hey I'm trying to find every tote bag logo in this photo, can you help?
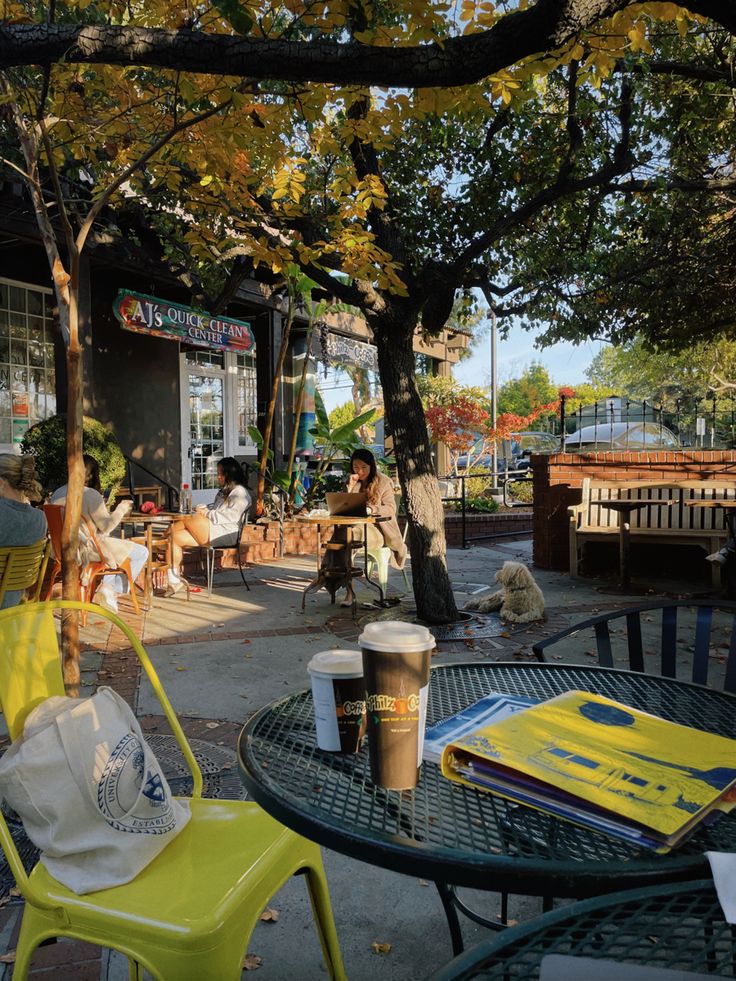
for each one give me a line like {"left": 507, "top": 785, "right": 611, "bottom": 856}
{"left": 98, "top": 733, "right": 176, "bottom": 834}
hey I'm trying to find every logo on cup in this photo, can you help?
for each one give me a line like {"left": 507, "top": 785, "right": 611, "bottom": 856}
{"left": 340, "top": 698, "right": 366, "bottom": 717}
{"left": 366, "top": 693, "right": 420, "bottom": 714}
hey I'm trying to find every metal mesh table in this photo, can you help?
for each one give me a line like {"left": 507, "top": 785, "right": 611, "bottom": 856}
{"left": 238, "top": 663, "right": 736, "bottom": 897}
{"left": 431, "top": 879, "right": 735, "bottom": 979}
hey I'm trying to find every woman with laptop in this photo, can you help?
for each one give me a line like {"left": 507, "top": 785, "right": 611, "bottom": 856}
{"left": 325, "top": 449, "right": 407, "bottom": 603}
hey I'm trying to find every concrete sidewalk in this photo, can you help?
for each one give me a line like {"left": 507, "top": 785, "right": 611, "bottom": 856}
{"left": 0, "top": 539, "right": 725, "bottom": 979}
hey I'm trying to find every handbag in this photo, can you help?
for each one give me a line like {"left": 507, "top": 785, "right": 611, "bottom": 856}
{"left": 0, "top": 687, "right": 190, "bottom": 894}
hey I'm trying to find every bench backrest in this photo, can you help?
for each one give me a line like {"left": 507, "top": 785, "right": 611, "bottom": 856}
{"left": 579, "top": 479, "right": 736, "bottom": 531}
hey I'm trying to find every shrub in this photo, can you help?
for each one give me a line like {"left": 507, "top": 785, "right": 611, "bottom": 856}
{"left": 21, "top": 415, "right": 126, "bottom": 499}
{"left": 507, "top": 479, "right": 534, "bottom": 504}
{"left": 466, "top": 496, "right": 500, "bottom": 513}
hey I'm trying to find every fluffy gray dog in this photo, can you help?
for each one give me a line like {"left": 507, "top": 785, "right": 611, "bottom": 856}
{"left": 464, "top": 560, "right": 545, "bottom": 623}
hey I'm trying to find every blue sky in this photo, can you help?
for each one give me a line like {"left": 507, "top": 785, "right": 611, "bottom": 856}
{"left": 318, "top": 322, "right": 605, "bottom": 413}
{"left": 454, "top": 321, "right": 605, "bottom": 391}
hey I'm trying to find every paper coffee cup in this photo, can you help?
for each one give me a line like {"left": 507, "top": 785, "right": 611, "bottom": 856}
{"left": 308, "top": 649, "right": 366, "bottom": 753}
{"left": 358, "top": 621, "right": 434, "bottom": 790}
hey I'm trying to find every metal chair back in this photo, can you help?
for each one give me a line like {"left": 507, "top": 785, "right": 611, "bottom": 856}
{"left": 0, "top": 538, "right": 51, "bottom": 608}
{"left": 532, "top": 599, "right": 736, "bottom": 693}
{"left": 203, "top": 506, "right": 251, "bottom": 595}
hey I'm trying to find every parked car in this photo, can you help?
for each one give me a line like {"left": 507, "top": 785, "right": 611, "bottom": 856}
{"left": 456, "top": 431, "right": 559, "bottom": 472}
{"left": 564, "top": 422, "right": 680, "bottom": 450}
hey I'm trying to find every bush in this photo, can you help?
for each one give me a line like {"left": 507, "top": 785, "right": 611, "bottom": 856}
{"left": 21, "top": 415, "right": 126, "bottom": 499}
{"left": 507, "top": 479, "right": 534, "bottom": 504}
{"left": 466, "top": 495, "right": 500, "bottom": 514}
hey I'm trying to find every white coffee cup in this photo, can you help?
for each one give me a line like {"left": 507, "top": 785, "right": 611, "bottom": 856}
{"left": 307, "top": 649, "right": 366, "bottom": 753}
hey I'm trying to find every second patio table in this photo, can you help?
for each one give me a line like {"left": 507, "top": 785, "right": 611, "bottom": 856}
{"left": 238, "top": 662, "right": 736, "bottom": 949}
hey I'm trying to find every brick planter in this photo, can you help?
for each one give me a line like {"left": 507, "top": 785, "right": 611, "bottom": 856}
{"left": 532, "top": 450, "right": 736, "bottom": 570}
{"left": 184, "top": 510, "right": 533, "bottom": 577}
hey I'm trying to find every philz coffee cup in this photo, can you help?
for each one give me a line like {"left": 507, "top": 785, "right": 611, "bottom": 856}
{"left": 358, "top": 621, "right": 434, "bottom": 790}
{"left": 308, "top": 650, "right": 366, "bottom": 753}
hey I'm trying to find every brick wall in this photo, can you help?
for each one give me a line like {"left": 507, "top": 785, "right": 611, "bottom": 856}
{"left": 192, "top": 511, "right": 533, "bottom": 576}
{"left": 532, "top": 450, "right": 736, "bottom": 570}
{"left": 443, "top": 511, "right": 532, "bottom": 548}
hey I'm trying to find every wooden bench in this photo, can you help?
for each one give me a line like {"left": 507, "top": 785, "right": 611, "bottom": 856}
{"left": 568, "top": 479, "right": 736, "bottom": 583}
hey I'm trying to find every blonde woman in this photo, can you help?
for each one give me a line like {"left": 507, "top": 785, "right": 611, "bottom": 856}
{"left": 0, "top": 453, "right": 47, "bottom": 609}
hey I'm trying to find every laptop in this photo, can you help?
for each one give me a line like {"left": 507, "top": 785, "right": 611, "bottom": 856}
{"left": 326, "top": 492, "right": 368, "bottom": 518}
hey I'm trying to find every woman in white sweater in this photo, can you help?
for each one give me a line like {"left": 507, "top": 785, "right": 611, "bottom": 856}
{"left": 168, "top": 457, "right": 251, "bottom": 595}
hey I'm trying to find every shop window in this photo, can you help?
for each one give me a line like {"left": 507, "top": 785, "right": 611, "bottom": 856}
{"left": 0, "top": 279, "right": 56, "bottom": 450}
{"left": 235, "top": 351, "right": 257, "bottom": 448}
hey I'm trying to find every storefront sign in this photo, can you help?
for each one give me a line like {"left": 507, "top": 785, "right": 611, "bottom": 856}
{"left": 113, "top": 290, "right": 254, "bottom": 352}
{"left": 318, "top": 326, "right": 378, "bottom": 372}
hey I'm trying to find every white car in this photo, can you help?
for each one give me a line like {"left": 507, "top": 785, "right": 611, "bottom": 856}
{"left": 564, "top": 422, "right": 680, "bottom": 450}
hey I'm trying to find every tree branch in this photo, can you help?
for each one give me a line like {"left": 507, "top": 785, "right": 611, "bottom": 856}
{"left": 0, "top": 1, "right": 666, "bottom": 87}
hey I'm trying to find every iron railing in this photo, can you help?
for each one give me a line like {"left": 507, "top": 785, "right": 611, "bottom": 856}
{"left": 438, "top": 469, "right": 533, "bottom": 549}
{"left": 122, "top": 456, "right": 179, "bottom": 511}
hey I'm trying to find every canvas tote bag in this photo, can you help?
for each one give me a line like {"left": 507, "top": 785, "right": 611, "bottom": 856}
{"left": 0, "top": 687, "right": 190, "bottom": 894}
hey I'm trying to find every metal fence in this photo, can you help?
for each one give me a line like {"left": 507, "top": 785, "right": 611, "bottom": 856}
{"left": 438, "top": 469, "right": 532, "bottom": 548}
{"left": 557, "top": 395, "right": 736, "bottom": 450}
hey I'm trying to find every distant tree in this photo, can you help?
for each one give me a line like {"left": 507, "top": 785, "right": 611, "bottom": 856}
{"left": 498, "top": 364, "right": 558, "bottom": 420}
{"left": 586, "top": 340, "right": 736, "bottom": 410}
{"left": 328, "top": 401, "right": 357, "bottom": 431}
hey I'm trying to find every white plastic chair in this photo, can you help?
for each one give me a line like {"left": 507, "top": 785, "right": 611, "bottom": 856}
{"left": 365, "top": 495, "right": 410, "bottom": 594}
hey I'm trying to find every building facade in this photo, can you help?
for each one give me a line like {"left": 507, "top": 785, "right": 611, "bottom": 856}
{"left": 0, "top": 187, "right": 468, "bottom": 497}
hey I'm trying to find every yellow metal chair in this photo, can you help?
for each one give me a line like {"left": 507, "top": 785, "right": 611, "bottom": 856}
{"left": 0, "top": 601, "right": 346, "bottom": 981}
{"left": 0, "top": 539, "right": 51, "bottom": 609}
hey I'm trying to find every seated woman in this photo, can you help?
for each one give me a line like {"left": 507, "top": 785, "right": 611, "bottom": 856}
{"left": 0, "top": 454, "right": 48, "bottom": 609}
{"left": 326, "top": 448, "right": 406, "bottom": 605}
{"left": 51, "top": 455, "right": 148, "bottom": 613}
{"left": 168, "top": 457, "right": 251, "bottom": 595}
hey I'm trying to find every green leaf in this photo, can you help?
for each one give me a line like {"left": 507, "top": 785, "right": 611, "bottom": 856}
{"left": 331, "top": 408, "right": 376, "bottom": 443}
{"left": 248, "top": 426, "right": 263, "bottom": 449}
{"left": 210, "top": 0, "right": 254, "bottom": 34}
{"left": 314, "top": 389, "right": 330, "bottom": 430}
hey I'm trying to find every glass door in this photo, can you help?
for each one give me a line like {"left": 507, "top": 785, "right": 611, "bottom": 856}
{"left": 180, "top": 351, "right": 225, "bottom": 506}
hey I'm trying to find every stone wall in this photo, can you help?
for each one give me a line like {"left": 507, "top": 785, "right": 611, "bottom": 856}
{"left": 532, "top": 450, "right": 736, "bottom": 570}
{"left": 443, "top": 511, "right": 532, "bottom": 548}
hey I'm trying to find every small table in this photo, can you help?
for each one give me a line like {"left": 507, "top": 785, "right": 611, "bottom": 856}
{"left": 297, "top": 514, "right": 388, "bottom": 614}
{"left": 592, "top": 499, "right": 674, "bottom": 586}
{"left": 238, "top": 663, "right": 736, "bottom": 953}
{"left": 120, "top": 512, "right": 178, "bottom": 606}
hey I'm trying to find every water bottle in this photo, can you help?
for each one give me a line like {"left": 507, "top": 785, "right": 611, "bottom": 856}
{"left": 180, "top": 482, "right": 192, "bottom": 514}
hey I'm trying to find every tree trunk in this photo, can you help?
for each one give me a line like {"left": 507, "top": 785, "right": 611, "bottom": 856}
{"left": 59, "top": 272, "right": 83, "bottom": 694}
{"left": 256, "top": 305, "right": 293, "bottom": 515}
{"left": 373, "top": 319, "right": 459, "bottom": 624}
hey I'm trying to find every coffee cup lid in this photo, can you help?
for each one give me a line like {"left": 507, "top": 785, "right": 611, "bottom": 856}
{"left": 358, "top": 620, "right": 435, "bottom": 653}
{"left": 307, "top": 649, "right": 364, "bottom": 677}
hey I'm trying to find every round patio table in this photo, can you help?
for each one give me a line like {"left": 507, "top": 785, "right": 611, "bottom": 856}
{"left": 431, "top": 878, "right": 733, "bottom": 980}
{"left": 238, "top": 663, "right": 736, "bottom": 898}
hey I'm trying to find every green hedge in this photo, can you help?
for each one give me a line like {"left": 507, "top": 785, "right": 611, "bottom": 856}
{"left": 21, "top": 415, "right": 126, "bottom": 500}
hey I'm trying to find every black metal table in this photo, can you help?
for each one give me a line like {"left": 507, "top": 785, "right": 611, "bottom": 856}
{"left": 238, "top": 663, "right": 736, "bottom": 947}
{"left": 431, "top": 878, "right": 735, "bottom": 979}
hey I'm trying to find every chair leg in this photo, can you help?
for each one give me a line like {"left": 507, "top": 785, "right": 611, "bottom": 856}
{"left": 206, "top": 548, "right": 214, "bottom": 596}
{"left": 303, "top": 861, "right": 347, "bottom": 980}
{"left": 238, "top": 548, "right": 251, "bottom": 591}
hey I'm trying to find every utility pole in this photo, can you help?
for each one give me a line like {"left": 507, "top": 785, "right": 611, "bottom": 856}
{"left": 490, "top": 307, "right": 498, "bottom": 492}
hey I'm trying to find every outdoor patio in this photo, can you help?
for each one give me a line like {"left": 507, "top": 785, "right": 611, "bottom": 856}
{"left": 0, "top": 538, "right": 729, "bottom": 980}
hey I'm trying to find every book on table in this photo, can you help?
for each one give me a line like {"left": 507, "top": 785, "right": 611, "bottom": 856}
{"left": 423, "top": 691, "right": 538, "bottom": 765}
{"left": 439, "top": 690, "right": 736, "bottom": 852}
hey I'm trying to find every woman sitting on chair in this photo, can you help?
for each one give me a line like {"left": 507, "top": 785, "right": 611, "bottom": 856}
{"left": 325, "top": 449, "right": 407, "bottom": 605}
{"left": 168, "top": 457, "right": 251, "bottom": 596}
{"left": 0, "top": 454, "right": 47, "bottom": 609}
{"left": 50, "top": 455, "right": 148, "bottom": 614}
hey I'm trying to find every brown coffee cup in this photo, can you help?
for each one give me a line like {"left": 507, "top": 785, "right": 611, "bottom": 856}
{"left": 308, "top": 650, "right": 366, "bottom": 753}
{"left": 359, "top": 622, "right": 434, "bottom": 790}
